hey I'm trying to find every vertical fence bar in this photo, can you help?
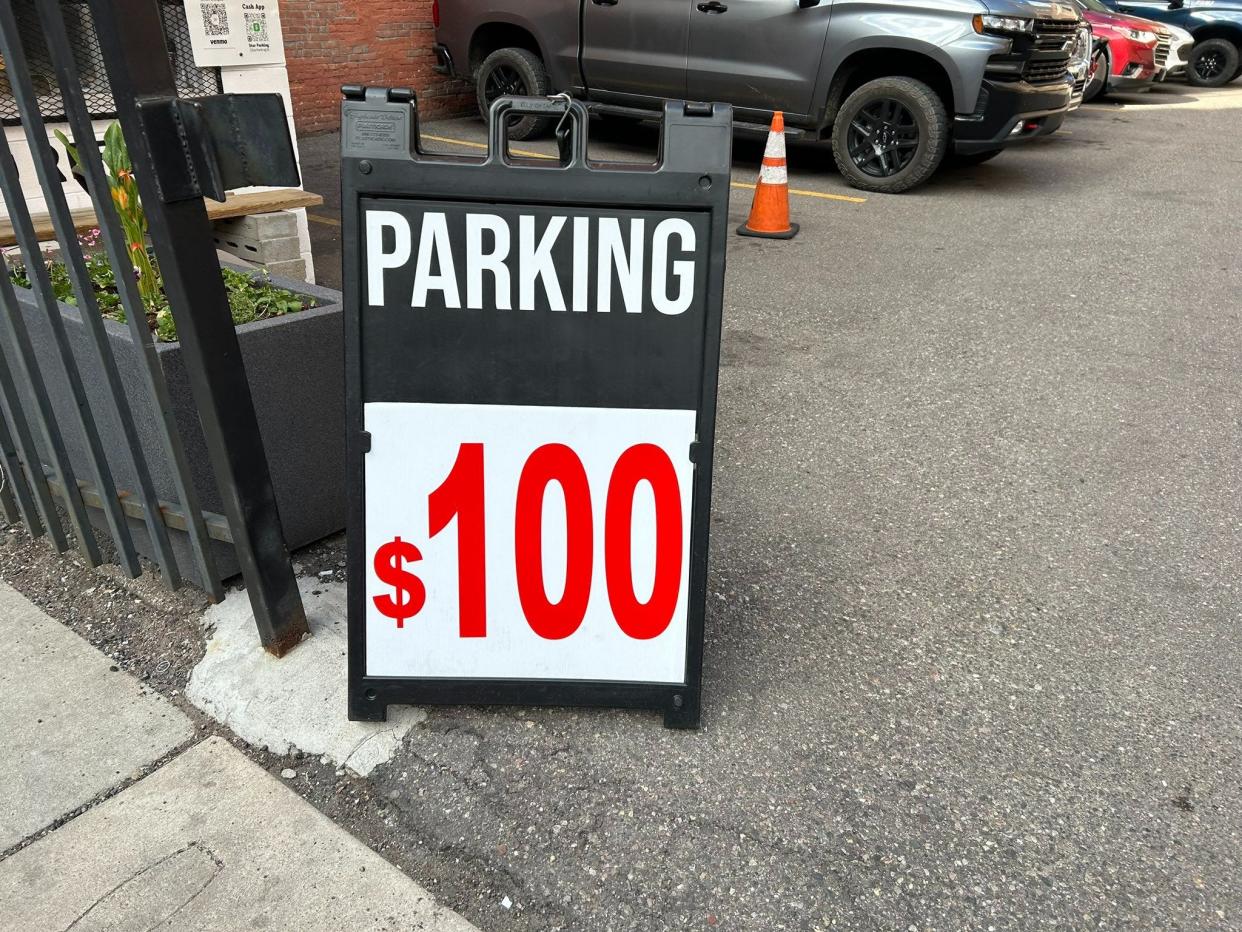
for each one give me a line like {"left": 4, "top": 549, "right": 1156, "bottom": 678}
{"left": 36, "top": 0, "right": 224, "bottom": 594}
{"left": 0, "top": 134, "right": 101, "bottom": 567}
{"left": 0, "top": 465, "right": 18, "bottom": 525}
{"left": 0, "top": 334, "right": 61, "bottom": 548}
{"left": 0, "top": 409, "right": 36, "bottom": 529}
{"left": 89, "top": 0, "right": 308, "bottom": 652}
{"left": 0, "top": 1, "right": 145, "bottom": 578}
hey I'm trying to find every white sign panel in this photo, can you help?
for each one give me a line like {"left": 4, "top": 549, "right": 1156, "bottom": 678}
{"left": 185, "top": 0, "right": 285, "bottom": 67}
{"left": 364, "top": 402, "right": 695, "bottom": 684}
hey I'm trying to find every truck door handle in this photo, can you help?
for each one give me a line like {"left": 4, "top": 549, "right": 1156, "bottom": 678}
{"left": 591, "top": 0, "right": 618, "bottom": 5}
{"left": 697, "top": 1, "right": 728, "bottom": 12}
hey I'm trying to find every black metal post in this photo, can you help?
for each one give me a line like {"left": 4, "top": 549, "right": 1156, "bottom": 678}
{"left": 88, "top": 0, "right": 308, "bottom": 652}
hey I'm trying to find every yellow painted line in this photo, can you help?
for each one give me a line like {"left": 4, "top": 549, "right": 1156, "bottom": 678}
{"left": 420, "top": 132, "right": 866, "bottom": 204}
{"left": 307, "top": 212, "right": 341, "bottom": 227}
{"left": 730, "top": 181, "right": 865, "bottom": 204}
{"left": 422, "top": 132, "right": 553, "bottom": 160}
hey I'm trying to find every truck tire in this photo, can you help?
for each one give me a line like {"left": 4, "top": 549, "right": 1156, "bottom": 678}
{"left": 830, "top": 77, "right": 949, "bottom": 194}
{"left": 1186, "top": 38, "right": 1239, "bottom": 87}
{"left": 476, "top": 48, "right": 554, "bottom": 140}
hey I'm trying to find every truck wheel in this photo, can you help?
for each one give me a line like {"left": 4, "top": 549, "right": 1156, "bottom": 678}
{"left": 1186, "top": 39, "right": 1239, "bottom": 87}
{"left": 830, "top": 77, "right": 948, "bottom": 194}
{"left": 476, "top": 48, "right": 553, "bottom": 140}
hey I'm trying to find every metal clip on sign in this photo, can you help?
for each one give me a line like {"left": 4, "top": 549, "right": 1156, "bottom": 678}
{"left": 341, "top": 87, "right": 732, "bottom": 728}
{"left": 548, "top": 91, "right": 575, "bottom": 163}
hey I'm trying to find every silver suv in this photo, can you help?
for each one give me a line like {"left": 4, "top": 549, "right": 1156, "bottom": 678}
{"left": 434, "top": 0, "right": 1084, "bottom": 193}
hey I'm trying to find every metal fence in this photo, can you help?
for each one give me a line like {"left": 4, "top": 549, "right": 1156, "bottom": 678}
{"left": 0, "top": 0, "right": 222, "bottom": 125}
{"left": 0, "top": 0, "right": 307, "bottom": 654}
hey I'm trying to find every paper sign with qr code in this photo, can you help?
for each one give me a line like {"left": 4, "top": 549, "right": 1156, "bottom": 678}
{"left": 185, "top": 0, "right": 285, "bottom": 67}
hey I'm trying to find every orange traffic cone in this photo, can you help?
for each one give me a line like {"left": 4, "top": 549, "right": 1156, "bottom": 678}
{"left": 737, "top": 111, "right": 798, "bottom": 240}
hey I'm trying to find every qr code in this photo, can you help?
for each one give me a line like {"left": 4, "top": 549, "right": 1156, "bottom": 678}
{"left": 200, "top": 2, "right": 229, "bottom": 36}
{"left": 244, "top": 10, "right": 269, "bottom": 42}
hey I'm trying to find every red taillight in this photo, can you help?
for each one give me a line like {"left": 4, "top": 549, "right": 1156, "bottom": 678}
{"left": 433, "top": 0, "right": 440, "bottom": 28}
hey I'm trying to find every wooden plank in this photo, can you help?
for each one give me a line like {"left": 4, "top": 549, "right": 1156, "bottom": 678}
{"left": 203, "top": 188, "right": 324, "bottom": 221}
{"left": 0, "top": 188, "right": 325, "bottom": 248}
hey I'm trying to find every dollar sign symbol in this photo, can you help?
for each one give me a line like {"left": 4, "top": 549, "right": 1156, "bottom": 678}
{"left": 372, "top": 536, "right": 426, "bottom": 628}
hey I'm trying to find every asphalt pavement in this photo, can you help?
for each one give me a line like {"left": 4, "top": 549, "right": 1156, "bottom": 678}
{"left": 293, "top": 84, "right": 1242, "bottom": 931}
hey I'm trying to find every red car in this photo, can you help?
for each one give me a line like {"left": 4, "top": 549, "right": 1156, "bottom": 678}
{"left": 1075, "top": 0, "right": 1165, "bottom": 99}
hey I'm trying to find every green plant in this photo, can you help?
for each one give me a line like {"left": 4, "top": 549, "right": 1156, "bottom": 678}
{"left": 56, "top": 122, "right": 160, "bottom": 312}
{"left": 7, "top": 250, "right": 313, "bottom": 343}
{"left": 29, "top": 121, "right": 314, "bottom": 342}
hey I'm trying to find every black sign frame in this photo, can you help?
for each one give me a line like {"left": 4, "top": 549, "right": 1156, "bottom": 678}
{"left": 342, "top": 88, "right": 731, "bottom": 728}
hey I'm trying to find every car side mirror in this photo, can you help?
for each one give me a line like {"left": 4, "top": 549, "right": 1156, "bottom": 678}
{"left": 1168, "top": 0, "right": 1183, "bottom": 7}
{"left": 798, "top": 0, "right": 822, "bottom": 8}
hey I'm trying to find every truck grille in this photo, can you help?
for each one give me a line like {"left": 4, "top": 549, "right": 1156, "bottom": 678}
{"left": 1024, "top": 58, "right": 1071, "bottom": 83}
{"left": 1154, "top": 35, "right": 1170, "bottom": 68}
{"left": 1033, "top": 18, "right": 1079, "bottom": 50}
{"left": 1024, "top": 18, "right": 1078, "bottom": 84}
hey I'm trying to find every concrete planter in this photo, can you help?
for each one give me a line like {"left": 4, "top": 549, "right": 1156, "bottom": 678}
{"left": 5, "top": 272, "right": 344, "bottom": 589}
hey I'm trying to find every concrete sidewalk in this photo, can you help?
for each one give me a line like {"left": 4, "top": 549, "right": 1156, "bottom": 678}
{"left": 0, "top": 581, "right": 192, "bottom": 850}
{"left": 0, "top": 582, "right": 477, "bottom": 931}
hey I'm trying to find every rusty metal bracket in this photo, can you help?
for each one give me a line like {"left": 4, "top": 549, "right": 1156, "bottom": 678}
{"left": 136, "top": 93, "right": 301, "bottom": 203}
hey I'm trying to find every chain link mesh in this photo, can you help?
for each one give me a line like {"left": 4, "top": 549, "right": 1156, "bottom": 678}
{"left": 0, "top": 0, "right": 223, "bottom": 125}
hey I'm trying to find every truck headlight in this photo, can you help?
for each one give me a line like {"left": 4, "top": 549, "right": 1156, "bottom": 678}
{"left": 973, "top": 14, "right": 1035, "bottom": 35}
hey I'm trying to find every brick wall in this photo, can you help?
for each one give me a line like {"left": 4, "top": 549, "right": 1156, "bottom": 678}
{"left": 281, "top": 0, "right": 473, "bottom": 136}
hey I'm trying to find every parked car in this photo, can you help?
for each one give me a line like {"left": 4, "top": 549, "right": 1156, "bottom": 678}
{"left": 1096, "top": 0, "right": 1242, "bottom": 86}
{"left": 1075, "top": 0, "right": 1163, "bottom": 99}
{"left": 433, "top": 0, "right": 1083, "bottom": 194}
{"left": 1155, "top": 24, "right": 1196, "bottom": 81}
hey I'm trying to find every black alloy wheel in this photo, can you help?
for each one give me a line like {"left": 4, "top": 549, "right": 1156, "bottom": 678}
{"left": 475, "top": 48, "right": 553, "bottom": 140}
{"left": 484, "top": 63, "right": 528, "bottom": 105}
{"left": 830, "top": 76, "right": 948, "bottom": 193}
{"left": 1195, "top": 49, "right": 1227, "bottom": 82}
{"left": 846, "top": 98, "right": 920, "bottom": 178}
{"left": 1186, "top": 38, "right": 1240, "bottom": 87}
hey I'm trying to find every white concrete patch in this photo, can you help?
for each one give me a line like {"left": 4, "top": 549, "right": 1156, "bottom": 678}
{"left": 0, "top": 737, "right": 478, "bottom": 931}
{"left": 0, "top": 582, "right": 193, "bottom": 850}
{"left": 186, "top": 580, "right": 425, "bottom": 776}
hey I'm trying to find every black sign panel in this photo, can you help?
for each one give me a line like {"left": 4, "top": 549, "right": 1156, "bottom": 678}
{"left": 343, "top": 90, "right": 731, "bottom": 728}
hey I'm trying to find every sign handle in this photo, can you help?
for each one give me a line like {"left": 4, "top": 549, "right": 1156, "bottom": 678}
{"left": 486, "top": 96, "right": 589, "bottom": 167}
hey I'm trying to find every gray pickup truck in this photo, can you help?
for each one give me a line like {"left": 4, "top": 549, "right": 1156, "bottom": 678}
{"left": 433, "top": 0, "right": 1084, "bottom": 193}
